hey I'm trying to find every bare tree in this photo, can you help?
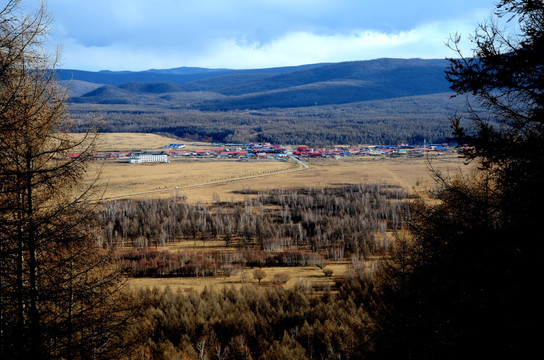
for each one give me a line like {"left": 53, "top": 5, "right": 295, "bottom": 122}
{"left": 253, "top": 269, "right": 266, "bottom": 284}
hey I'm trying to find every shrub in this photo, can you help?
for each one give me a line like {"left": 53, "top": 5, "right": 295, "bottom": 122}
{"left": 323, "top": 268, "right": 333, "bottom": 277}
{"left": 273, "top": 272, "right": 290, "bottom": 285}
{"left": 240, "top": 271, "right": 251, "bottom": 283}
{"left": 253, "top": 269, "right": 266, "bottom": 283}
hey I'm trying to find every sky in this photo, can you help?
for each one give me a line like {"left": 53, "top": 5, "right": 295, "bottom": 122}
{"left": 24, "top": 0, "right": 497, "bottom": 71}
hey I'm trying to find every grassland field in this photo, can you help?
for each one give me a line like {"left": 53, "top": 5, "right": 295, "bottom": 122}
{"left": 78, "top": 133, "right": 471, "bottom": 292}
{"left": 80, "top": 132, "right": 469, "bottom": 203}
{"left": 127, "top": 261, "right": 352, "bottom": 293}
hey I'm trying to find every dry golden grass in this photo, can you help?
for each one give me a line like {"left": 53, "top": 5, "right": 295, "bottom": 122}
{"left": 170, "top": 154, "right": 469, "bottom": 203}
{"left": 127, "top": 262, "right": 350, "bottom": 293}
{"left": 81, "top": 133, "right": 470, "bottom": 203}
{"left": 88, "top": 158, "right": 296, "bottom": 201}
{"left": 71, "top": 132, "right": 209, "bottom": 152}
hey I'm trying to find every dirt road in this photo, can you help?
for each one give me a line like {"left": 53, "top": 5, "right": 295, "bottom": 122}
{"left": 98, "top": 155, "right": 309, "bottom": 200}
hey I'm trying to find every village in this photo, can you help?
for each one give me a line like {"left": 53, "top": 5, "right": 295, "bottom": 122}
{"left": 74, "top": 141, "right": 459, "bottom": 163}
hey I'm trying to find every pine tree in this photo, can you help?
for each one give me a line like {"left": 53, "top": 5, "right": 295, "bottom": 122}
{"left": 1, "top": 1, "right": 135, "bottom": 358}
{"left": 372, "top": 1, "right": 544, "bottom": 358}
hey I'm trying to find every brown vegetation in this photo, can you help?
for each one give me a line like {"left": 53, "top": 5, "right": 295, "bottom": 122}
{"left": 123, "top": 276, "right": 375, "bottom": 360}
{"left": 1, "top": 2, "right": 134, "bottom": 359}
{"left": 100, "top": 184, "right": 409, "bottom": 261}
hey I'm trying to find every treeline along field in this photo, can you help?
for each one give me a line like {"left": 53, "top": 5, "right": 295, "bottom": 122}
{"left": 101, "top": 183, "right": 410, "bottom": 277}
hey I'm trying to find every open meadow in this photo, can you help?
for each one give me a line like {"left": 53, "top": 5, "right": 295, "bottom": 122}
{"left": 88, "top": 158, "right": 297, "bottom": 201}
{"left": 127, "top": 260, "right": 351, "bottom": 293}
{"left": 81, "top": 133, "right": 469, "bottom": 203}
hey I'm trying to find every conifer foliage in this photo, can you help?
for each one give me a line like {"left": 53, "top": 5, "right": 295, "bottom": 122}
{"left": 371, "top": 1, "right": 544, "bottom": 358}
{"left": 1, "top": 1, "right": 133, "bottom": 359}
{"left": 125, "top": 278, "right": 374, "bottom": 360}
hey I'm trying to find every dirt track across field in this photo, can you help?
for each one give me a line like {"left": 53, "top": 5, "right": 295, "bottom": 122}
{"left": 96, "top": 155, "right": 309, "bottom": 200}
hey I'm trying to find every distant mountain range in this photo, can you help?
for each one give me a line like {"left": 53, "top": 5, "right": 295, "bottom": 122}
{"left": 60, "top": 58, "right": 453, "bottom": 110}
{"left": 61, "top": 58, "right": 474, "bottom": 145}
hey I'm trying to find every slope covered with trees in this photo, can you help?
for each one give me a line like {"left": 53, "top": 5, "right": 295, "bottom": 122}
{"left": 67, "top": 92, "right": 469, "bottom": 145}
{"left": 123, "top": 280, "right": 375, "bottom": 360}
{"left": 63, "top": 59, "right": 464, "bottom": 145}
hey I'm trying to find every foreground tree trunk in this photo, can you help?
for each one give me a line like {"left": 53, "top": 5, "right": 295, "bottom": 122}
{"left": 1, "top": 1, "right": 137, "bottom": 359}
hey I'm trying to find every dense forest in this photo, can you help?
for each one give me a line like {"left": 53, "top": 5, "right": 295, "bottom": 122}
{"left": 124, "top": 278, "right": 376, "bottom": 360}
{"left": 68, "top": 92, "right": 470, "bottom": 146}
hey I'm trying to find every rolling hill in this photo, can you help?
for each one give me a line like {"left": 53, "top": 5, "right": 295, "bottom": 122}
{"left": 63, "top": 58, "right": 473, "bottom": 145}
{"left": 65, "top": 58, "right": 451, "bottom": 110}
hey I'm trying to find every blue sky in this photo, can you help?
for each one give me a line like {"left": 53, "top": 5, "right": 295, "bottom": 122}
{"left": 27, "top": 0, "right": 496, "bottom": 71}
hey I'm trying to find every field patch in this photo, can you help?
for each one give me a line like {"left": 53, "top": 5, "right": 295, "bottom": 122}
{"left": 126, "top": 261, "right": 350, "bottom": 293}
{"left": 80, "top": 132, "right": 469, "bottom": 203}
{"left": 167, "top": 155, "right": 468, "bottom": 203}
{"left": 87, "top": 158, "right": 296, "bottom": 200}
{"left": 71, "top": 132, "right": 209, "bottom": 152}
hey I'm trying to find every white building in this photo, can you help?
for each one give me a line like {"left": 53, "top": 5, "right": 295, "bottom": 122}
{"left": 129, "top": 152, "right": 169, "bottom": 163}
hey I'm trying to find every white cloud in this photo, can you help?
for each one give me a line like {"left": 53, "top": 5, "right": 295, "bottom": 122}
{"left": 37, "top": 0, "right": 495, "bottom": 70}
{"left": 161, "top": 19, "right": 483, "bottom": 70}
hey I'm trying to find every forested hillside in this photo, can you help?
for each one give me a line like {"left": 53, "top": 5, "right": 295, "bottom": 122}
{"left": 63, "top": 59, "right": 470, "bottom": 145}
{"left": 68, "top": 92, "right": 469, "bottom": 145}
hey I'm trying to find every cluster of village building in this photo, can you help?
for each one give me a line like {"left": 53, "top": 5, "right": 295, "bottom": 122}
{"left": 168, "top": 143, "right": 287, "bottom": 159}
{"left": 71, "top": 141, "right": 457, "bottom": 164}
